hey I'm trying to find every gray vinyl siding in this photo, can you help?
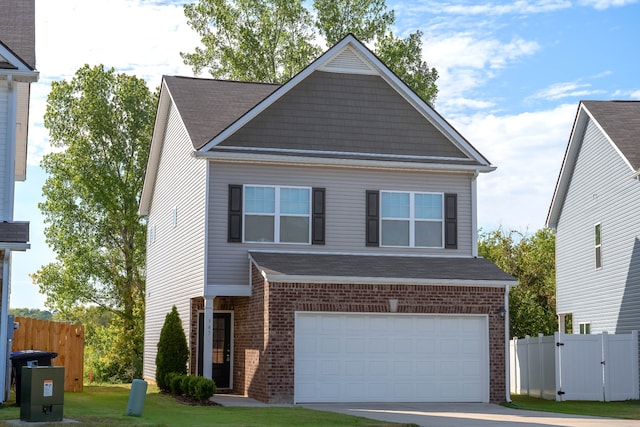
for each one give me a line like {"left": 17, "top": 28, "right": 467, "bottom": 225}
{"left": 0, "top": 84, "right": 8, "bottom": 218}
{"left": 143, "top": 101, "right": 207, "bottom": 381}
{"left": 206, "top": 162, "right": 473, "bottom": 289}
{"left": 556, "top": 117, "right": 640, "bottom": 334}
{"left": 218, "top": 71, "right": 467, "bottom": 159}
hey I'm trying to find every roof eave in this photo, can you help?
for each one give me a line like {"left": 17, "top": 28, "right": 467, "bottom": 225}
{"left": 193, "top": 150, "right": 496, "bottom": 173}
{"left": 259, "top": 273, "right": 517, "bottom": 287}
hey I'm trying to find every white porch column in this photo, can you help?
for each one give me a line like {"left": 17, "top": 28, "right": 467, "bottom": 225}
{"left": 202, "top": 296, "right": 214, "bottom": 379}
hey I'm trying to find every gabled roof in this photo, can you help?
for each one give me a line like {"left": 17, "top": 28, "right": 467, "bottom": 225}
{"left": 0, "top": 0, "right": 36, "bottom": 72}
{"left": 193, "top": 34, "right": 494, "bottom": 171}
{"left": 249, "top": 251, "right": 517, "bottom": 286}
{"left": 547, "top": 101, "right": 640, "bottom": 229}
{"left": 140, "top": 34, "right": 496, "bottom": 215}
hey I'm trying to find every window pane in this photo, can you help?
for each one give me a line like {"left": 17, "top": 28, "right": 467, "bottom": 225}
{"left": 415, "top": 194, "right": 442, "bottom": 220}
{"left": 245, "top": 215, "right": 274, "bottom": 242}
{"left": 382, "top": 193, "right": 409, "bottom": 218}
{"left": 595, "top": 224, "right": 601, "bottom": 245}
{"left": 381, "top": 220, "right": 409, "bottom": 246}
{"left": 245, "top": 187, "right": 275, "bottom": 214}
{"left": 280, "top": 188, "right": 310, "bottom": 215}
{"left": 280, "top": 216, "right": 309, "bottom": 243}
{"left": 415, "top": 221, "right": 443, "bottom": 247}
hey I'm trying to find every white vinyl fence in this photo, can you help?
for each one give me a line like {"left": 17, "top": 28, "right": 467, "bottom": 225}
{"left": 510, "top": 331, "right": 639, "bottom": 401}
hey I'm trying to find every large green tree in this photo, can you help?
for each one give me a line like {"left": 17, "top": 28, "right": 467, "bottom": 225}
{"left": 182, "top": 0, "right": 438, "bottom": 104}
{"left": 32, "top": 64, "right": 156, "bottom": 380}
{"left": 478, "top": 228, "right": 557, "bottom": 339}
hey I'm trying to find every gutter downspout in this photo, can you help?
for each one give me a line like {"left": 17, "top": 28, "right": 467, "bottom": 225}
{"left": 505, "top": 284, "right": 512, "bottom": 403}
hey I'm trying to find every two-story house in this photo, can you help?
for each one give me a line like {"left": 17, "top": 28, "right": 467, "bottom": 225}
{"left": 140, "top": 35, "right": 516, "bottom": 404}
{"left": 547, "top": 101, "right": 640, "bottom": 335}
{"left": 0, "top": 0, "right": 39, "bottom": 402}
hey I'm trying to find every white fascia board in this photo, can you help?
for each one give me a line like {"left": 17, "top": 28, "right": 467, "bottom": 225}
{"left": 259, "top": 273, "right": 517, "bottom": 287}
{"left": 196, "top": 35, "right": 493, "bottom": 169}
{"left": 139, "top": 79, "right": 172, "bottom": 216}
{"left": 0, "top": 242, "right": 30, "bottom": 251}
{"left": 193, "top": 150, "right": 496, "bottom": 173}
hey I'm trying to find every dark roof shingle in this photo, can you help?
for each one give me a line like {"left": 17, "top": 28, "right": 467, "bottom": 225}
{"left": 0, "top": 0, "right": 36, "bottom": 69}
{"left": 582, "top": 101, "right": 640, "bottom": 170}
{"left": 163, "top": 76, "right": 279, "bottom": 149}
{"left": 249, "top": 251, "right": 515, "bottom": 283}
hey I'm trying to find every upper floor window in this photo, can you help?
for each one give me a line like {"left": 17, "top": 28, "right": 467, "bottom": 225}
{"left": 380, "top": 191, "right": 443, "bottom": 248}
{"left": 244, "top": 185, "right": 311, "bottom": 243}
{"left": 595, "top": 223, "right": 602, "bottom": 269}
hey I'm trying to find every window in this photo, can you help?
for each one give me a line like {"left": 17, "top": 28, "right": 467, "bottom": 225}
{"left": 595, "top": 223, "right": 602, "bottom": 269}
{"left": 380, "top": 191, "right": 443, "bottom": 248}
{"left": 244, "top": 186, "right": 311, "bottom": 243}
{"left": 579, "top": 322, "right": 591, "bottom": 334}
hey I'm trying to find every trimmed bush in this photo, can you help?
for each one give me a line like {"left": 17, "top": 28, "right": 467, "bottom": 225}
{"left": 155, "top": 306, "right": 189, "bottom": 391}
{"left": 192, "top": 376, "right": 216, "bottom": 401}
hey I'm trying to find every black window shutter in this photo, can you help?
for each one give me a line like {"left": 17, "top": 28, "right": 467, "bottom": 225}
{"left": 228, "top": 185, "right": 242, "bottom": 243}
{"left": 312, "top": 188, "right": 325, "bottom": 245}
{"left": 366, "top": 190, "right": 379, "bottom": 247}
{"left": 444, "top": 193, "right": 457, "bottom": 249}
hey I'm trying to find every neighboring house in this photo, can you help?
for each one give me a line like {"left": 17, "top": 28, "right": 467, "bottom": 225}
{"left": 548, "top": 101, "right": 640, "bottom": 335}
{"left": 0, "top": 0, "right": 39, "bottom": 402}
{"left": 140, "top": 35, "right": 516, "bottom": 404}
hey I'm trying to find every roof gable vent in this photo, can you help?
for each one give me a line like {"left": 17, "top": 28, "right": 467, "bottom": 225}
{"left": 319, "top": 45, "right": 377, "bottom": 75}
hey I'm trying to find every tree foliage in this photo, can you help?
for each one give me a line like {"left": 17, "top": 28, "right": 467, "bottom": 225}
{"left": 182, "top": 0, "right": 438, "bottom": 104}
{"left": 156, "top": 306, "right": 189, "bottom": 391}
{"left": 32, "top": 65, "right": 156, "bottom": 380}
{"left": 9, "top": 308, "right": 53, "bottom": 320}
{"left": 478, "top": 228, "right": 557, "bottom": 339}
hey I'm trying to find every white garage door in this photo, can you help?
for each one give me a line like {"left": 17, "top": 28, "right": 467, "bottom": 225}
{"left": 294, "top": 312, "right": 489, "bottom": 403}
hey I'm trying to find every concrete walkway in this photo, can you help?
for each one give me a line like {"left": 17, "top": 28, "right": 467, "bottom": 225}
{"left": 212, "top": 395, "right": 640, "bottom": 427}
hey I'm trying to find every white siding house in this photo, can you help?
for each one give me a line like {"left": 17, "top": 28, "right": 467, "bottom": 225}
{"left": 0, "top": 0, "right": 39, "bottom": 402}
{"left": 548, "top": 101, "right": 640, "bottom": 334}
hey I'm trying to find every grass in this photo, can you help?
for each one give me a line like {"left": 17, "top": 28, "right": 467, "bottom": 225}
{"left": 505, "top": 395, "right": 640, "bottom": 419}
{"left": 0, "top": 384, "right": 407, "bottom": 426}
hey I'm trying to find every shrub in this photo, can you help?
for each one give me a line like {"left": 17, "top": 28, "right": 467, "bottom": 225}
{"left": 192, "top": 376, "right": 216, "bottom": 401}
{"left": 155, "top": 306, "right": 189, "bottom": 391}
{"left": 166, "top": 372, "right": 182, "bottom": 395}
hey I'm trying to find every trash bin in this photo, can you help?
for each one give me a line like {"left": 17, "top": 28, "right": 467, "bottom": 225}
{"left": 10, "top": 350, "right": 58, "bottom": 405}
{"left": 19, "top": 366, "right": 64, "bottom": 422}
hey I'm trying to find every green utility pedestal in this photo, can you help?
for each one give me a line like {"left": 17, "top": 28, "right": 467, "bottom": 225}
{"left": 20, "top": 366, "right": 64, "bottom": 422}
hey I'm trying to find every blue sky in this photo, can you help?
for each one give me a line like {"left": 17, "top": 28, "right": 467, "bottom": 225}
{"left": 11, "top": 0, "right": 640, "bottom": 309}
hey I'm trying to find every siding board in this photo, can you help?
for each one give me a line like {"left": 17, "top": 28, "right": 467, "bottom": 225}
{"left": 206, "top": 162, "right": 474, "bottom": 290}
{"left": 556, "top": 117, "right": 640, "bottom": 333}
{"left": 143, "top": 101, "right": 207, "bottom": 381}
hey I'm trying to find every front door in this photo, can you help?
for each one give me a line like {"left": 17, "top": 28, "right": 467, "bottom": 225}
{"left": 197, "top": 312, "right": 231, "bottom": 388}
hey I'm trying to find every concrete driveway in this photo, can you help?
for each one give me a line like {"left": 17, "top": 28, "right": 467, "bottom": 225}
{"left": 300, "top": 402, "right": 640, "bottom": 427}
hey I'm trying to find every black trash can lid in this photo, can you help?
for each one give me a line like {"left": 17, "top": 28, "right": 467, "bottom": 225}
{"left": 9, "top": 350, "right": 58, "bottom": 360}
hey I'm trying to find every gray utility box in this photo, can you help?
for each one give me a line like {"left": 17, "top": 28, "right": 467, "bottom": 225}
{"left": 20, "top": 366, "right": 64, "bottom": 422}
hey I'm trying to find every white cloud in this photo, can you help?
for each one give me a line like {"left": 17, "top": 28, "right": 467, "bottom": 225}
{"left": 578, "top": 0, "right": 639, "bottom": 9}
{"left": 423, "top": 33, "right": 539, "bottom": 112}
{"left": 529, "top": 81, "right": 608, "bottom": 100}
{"left": 29, "top": 0, "right": 200, "bottom": 164}
{"left": 399, "top": 0, "right": 571, "bottom": 17}
{"left": 450, "top": 103, "right": 577, "bottom": 230}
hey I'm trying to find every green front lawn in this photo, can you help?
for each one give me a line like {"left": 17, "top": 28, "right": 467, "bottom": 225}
{"left": 0, "top": 385, "right": 406, "bottom": 426}
{"left": 506, "top": 395, "right": 640, "bottom": 419}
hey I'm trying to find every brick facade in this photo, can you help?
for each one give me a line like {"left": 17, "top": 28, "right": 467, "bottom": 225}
{"left": 192, "top": 264, "right": 507, "bottom": 403}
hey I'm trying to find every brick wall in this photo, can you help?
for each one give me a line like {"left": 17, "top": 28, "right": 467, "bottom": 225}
{"left": 229, "top": 264, "right": 507, "bottom": 403}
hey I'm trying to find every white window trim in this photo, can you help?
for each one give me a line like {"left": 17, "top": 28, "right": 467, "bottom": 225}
{"left": 579, "top": 322, "right": 591, "bottom": 334}
{"left": 380, "top": 191, "right": 444, "bottom": 248}
{"left": 243, "top": 185, "right": 312, "bottom": 244}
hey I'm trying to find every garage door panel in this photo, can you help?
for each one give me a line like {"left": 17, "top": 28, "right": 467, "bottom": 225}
{"left": 295, "top": 313, "right": 488, "bottom": 403}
